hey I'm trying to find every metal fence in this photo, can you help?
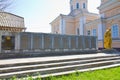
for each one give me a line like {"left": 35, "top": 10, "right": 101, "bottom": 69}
{"left": 19, "top": 32, "right": 97, "bottom": 52}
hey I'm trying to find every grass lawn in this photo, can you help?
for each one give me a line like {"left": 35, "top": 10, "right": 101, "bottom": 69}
{"left": 11, "top": 66, "right": 120, "bottom": 80}
{"left": 44, "top": 66, "right": 120, "bottom": 80}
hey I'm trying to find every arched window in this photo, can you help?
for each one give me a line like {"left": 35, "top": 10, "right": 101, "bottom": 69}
{"left": 76, "top": 3, "right": 79, "bottom": 9}
{"left": 111, "top": 24, "right": 119, "bottom": 38}
{"left": 83, "top": 3, "right": 86, "bottom": 9}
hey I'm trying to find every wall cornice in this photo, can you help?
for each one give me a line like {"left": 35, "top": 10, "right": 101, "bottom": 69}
{"left": 98, "top": 0, "right": 120, "bottom": 12}
{"left": 85, "top": 19, "right": 101, "bottom": 26}
{"left": 106, "top": 14, "right": 120, "bottom": 21}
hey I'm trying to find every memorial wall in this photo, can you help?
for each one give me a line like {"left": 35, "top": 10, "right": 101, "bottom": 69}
{"left": 18, "top": 32, "right": 97, "bottom": 52}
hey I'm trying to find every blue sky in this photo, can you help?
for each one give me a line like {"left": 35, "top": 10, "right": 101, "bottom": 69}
{"left": 8, "top": 0, "right": 101, "bottom": 33}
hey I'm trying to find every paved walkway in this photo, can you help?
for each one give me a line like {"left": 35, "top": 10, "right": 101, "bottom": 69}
{"left": 0, "top": 53, "right": 119, "bottom": 65}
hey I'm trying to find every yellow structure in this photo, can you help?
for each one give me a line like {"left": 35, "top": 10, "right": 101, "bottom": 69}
{"left": 50, "top": 0, "right": 99, "bottom": 35}
{"left": 51, "top": 0, "right": 120, "bottom": 51}
{"left": 104, "top": 28, "right": 112, "bottom": 49}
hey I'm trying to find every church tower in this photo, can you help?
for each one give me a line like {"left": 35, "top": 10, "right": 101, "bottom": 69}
{"left": 70, "top": 0, "right": 88, "bottom": 12}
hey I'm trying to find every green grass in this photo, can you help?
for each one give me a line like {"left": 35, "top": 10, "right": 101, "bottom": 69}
{"left": 49, "top": 66, "right": 120, "bottom": 80}
{"left": 10, "top": 66, "right": 120, "bottom": 80}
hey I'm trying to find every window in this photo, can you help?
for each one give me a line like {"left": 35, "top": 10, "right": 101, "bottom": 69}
{"left": 77, "top": 28, "right": 79, "bottom": 35}
{"left": 112, "top": 24, "right": 119, "bottom": 38}
{"left": 76, "top": 3, "right": 79, "bottom": 9}
{"left": 87, "top": 30, "right": 90, "bottom": 36}
{"left": 83, "top": 3, "right": 86, "bottom": 9}
{"left": 92, "top": 29, "right": 96, "bottom": 36}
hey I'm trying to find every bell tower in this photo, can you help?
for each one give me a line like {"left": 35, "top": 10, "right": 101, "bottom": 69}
{"left": 70, "top": 0, "right": 88, "bottom": 12}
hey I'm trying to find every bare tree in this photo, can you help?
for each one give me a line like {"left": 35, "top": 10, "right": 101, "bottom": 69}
{"left": 0, "top": 0, "right": 13, "bottom": 11}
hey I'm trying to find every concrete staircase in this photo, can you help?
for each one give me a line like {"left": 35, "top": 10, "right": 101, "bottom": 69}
{"left": 0, "top": 54, "right": 120, "bottom": 79}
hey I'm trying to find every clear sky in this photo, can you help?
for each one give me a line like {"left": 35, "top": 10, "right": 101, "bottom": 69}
{"left": 8, "top": 0, "right": 101, "bottom": 33}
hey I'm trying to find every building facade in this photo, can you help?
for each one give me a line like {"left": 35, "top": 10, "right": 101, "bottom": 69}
{"left": 98, "top": 0, "right": 120, "bottom": 50}
{"left": 0, "top": 11, "right": 26, "bottom": 52}
{"left": 51, "top": 0, "right": 120, "bottom": 50}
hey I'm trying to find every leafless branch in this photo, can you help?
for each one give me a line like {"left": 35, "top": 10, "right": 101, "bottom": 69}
{"left": 0, "top": 0, "right": 14, "bottom": 11}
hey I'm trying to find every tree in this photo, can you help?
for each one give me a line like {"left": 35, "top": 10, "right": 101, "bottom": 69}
{"left": 0, "top": 0, "right": 13, "bottom": 11}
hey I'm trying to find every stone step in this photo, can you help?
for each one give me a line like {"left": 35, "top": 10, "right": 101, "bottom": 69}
{"left": 0, "top": 56, "right": 120, "bottom": 74}
{"left": 0, "top": 55, "right": 118, "bottom": 68}
{"left": 31, "top": 60, "right": 120, "bottom": 75}
{"left": 39, "top": 63, "right": 120, "bottom": 78}
{"left": 0, "top": 59, "right": 119, "bottom": 79}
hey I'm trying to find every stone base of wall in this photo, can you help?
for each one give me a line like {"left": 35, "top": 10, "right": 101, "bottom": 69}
{"left": 112, "top": 48, "right": 120, "bottom": 52}
{"left": 98, "top": 48, "right": 120, "bottom": 52}
{"left": 0, "top": 50, "right": 97, "bottom": 59}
